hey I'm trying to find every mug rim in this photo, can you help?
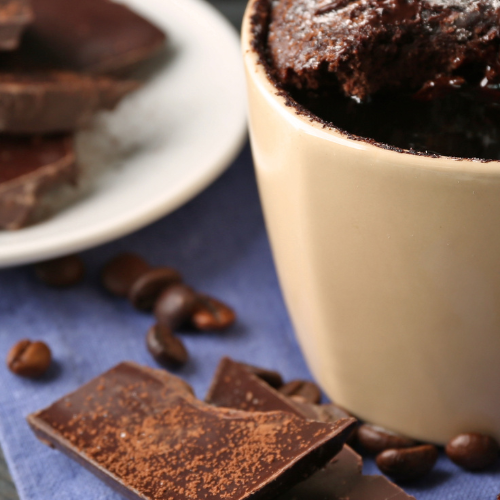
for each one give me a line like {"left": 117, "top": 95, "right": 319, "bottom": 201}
{"left": 242, "top": 0, "right": 500, "bottom": 173}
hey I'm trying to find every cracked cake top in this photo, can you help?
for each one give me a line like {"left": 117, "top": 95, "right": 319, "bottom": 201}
{"left": 268, "top": 0, "right": 500, "bottom": 100}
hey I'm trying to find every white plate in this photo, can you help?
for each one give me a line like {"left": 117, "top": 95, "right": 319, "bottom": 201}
{"left": 0, "top": 0, "right": 247, "bottom": 268}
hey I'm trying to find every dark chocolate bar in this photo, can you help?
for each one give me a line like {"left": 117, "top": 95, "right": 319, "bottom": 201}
{"left": 0, "top": 0, "right": 32, "bottom": 51}
{"left": 0, "top": 71, "right": 139, "bottom": 133}
{"left": 24, "top": 0, "right": 166, "bottom": 75}
{"left": 206, "top": 358, "right": 415, "bottom": 500}
{"left": 28, "top": 362, "right": 356, "bottom": 500}
{"left": 0, "top": 135, "right": 76, "bottom": 229}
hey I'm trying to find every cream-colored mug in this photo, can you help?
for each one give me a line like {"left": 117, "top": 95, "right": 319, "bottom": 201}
{"left": 243, "top": 0, "right": 500, "bottom": 444}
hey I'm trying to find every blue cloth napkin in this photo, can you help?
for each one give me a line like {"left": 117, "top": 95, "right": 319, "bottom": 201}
{"left": 0, "top": 144, "right": 499, "bottom": 500}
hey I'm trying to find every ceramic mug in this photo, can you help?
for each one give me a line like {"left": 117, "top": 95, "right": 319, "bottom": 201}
{"left": 243, "top": 0, "right": 500, "bottom": 444}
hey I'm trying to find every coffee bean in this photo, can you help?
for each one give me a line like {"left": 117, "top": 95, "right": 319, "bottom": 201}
{"left": 7, "top": 339, "right": 52, "bottom": 377}
{"left": 146, "top": 324, "right": 188, "bottom": 367}
{"left": 129, "top": 267, "right": 183, "bottom": 311}
{"left": 101, "top": 253, "right": 150, "bottom": 296}
{"left": 239, "top": 362, "right": 284, "bottom": 388}
{"left": 445, "top": 433, "right": 499, "bottom": 470}
{"left": 34, "top": 255, "right": 84, "bottom": 287}
{"left": 154, "top": 283, "right": 199, "bottom": 329}
{"left": 357, "top": 423, "right": 417, "bottom": 454}
{"left": 279, "top": 379, "right": 322, "bottom": 404}
{"left": 376, "top": 444, "right": 438, "bottom": 481}
{"left": 191, "top": 295, "right": 236, "bottom": 331}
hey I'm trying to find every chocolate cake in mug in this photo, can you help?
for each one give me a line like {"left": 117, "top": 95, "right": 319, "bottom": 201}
{"left": 266, "top": 0, "right": 500, "bottom": 159}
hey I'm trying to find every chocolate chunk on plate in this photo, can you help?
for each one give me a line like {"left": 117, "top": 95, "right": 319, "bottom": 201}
{"left": 25, "top": 0, "right": 166, "bottom": 75}
{"left": 0, "top": 71, "right": 139, "bottom": 133}
{"left": 0, "top": 0, "right": 33, "bottom": 51}
{"left": 0, "top": 135, "right": 76, "bottom": 230}
{"left": 27, "top": 362, "right": 356, "bottom": 500}
{"left": 206, "top": 358, "right": 415, "bottom": 500}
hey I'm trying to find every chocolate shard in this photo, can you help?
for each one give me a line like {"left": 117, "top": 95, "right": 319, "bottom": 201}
{"left": 205, "top": 356, "right": 306, "bottom": 416}
{"left": 0, "top": 71, "right": 139, "bottom": 134}
{"left": 0, "top": 135, "right": 76, "bottom": 230}
{"left": 0, "top": 0, "right": 33, "bottom": 51}
{"left": 27, "top": 362, "right": 356, "bottom": 500}
{"left": 278, "top": 459, "right": 414, "bottom": 500}
{"left": 294, "top": 401, "right": 353, "bottom": 423}
{"left": 206, "top": 358, "right": 415, "bottom": 500}
{"left": 238, "top": 361, "right": 284, "bottom": 388}
{"left": 24, "top": 0, "right": 166, "bottom": 75}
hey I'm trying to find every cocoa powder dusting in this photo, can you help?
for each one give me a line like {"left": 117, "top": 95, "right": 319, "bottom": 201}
{"left": 29, "top": 362, "right": 355, "bottom": 500}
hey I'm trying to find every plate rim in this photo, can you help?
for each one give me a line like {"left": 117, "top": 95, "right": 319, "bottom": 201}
{"left": 0, "top": 0, "right": 247, "bottom": 268}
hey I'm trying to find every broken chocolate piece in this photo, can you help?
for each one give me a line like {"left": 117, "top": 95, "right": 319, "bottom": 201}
{"left": 238, "top": 361, "right": 284, "bottom": 389}
{"left": 28, "top": 362, "right": 356, "bottom": 500}
{"left": 206, "top": 358, "right": 362, "bottom": 469}
{"left": 277, "top": 457, "right": 414, "bottom": 500}
{"left": 0, "top": 72, "right": 139, "bottom": 133}
{"left": 0, "top": 135, "right": 76, "bottom": 230}
{"left": 0, "top": 0, "right": 33, "bottom": 51}
{"left": 25, "top": 0, "right": 166, "bottom": 75}
{"left": 206, "top": 358, "right": 414, "bottom": 500}
{"left": 206, "top": 358, "right": 352, "bottom": 431}
{"left": 206, "top": 357, "right": 357, "bottom": 440}
{"left": 206, "top": 356, "right": 306, "bottom": 416}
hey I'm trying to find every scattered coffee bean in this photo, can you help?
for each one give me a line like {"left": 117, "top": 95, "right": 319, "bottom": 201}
{"left": 279, "top": 379, "right": 322, "bottom": 404}
{"left": 101, "top": 253, "right": 150, "bottom": 296}
{"left": 191, "top": 294, "right": 236, "bottom": 331}
{"left": 154, "top": 283, "right": 199, "bottom": 329}
{"left": 445, "top": 433, "right": 499, "bottom": 470}
{"left": 357, "top": 423, "right": 418, "bottom": 454}
{"left": 7, "top": 339, "right": 52, "bottom": 377}
{"left": 376, "top": 444, "right": 438, "bottom": 481}
{"left": 128, "top": 267, "right": 183, "bottom": 311}
{"left": 34, "top": 255, "right": 84, "bottom": 287}
{"left": 239, "top": 362, "right": 284, "bottom": 388}
{"left": 146, "top": 324, "right": 188, "bottom": 367}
